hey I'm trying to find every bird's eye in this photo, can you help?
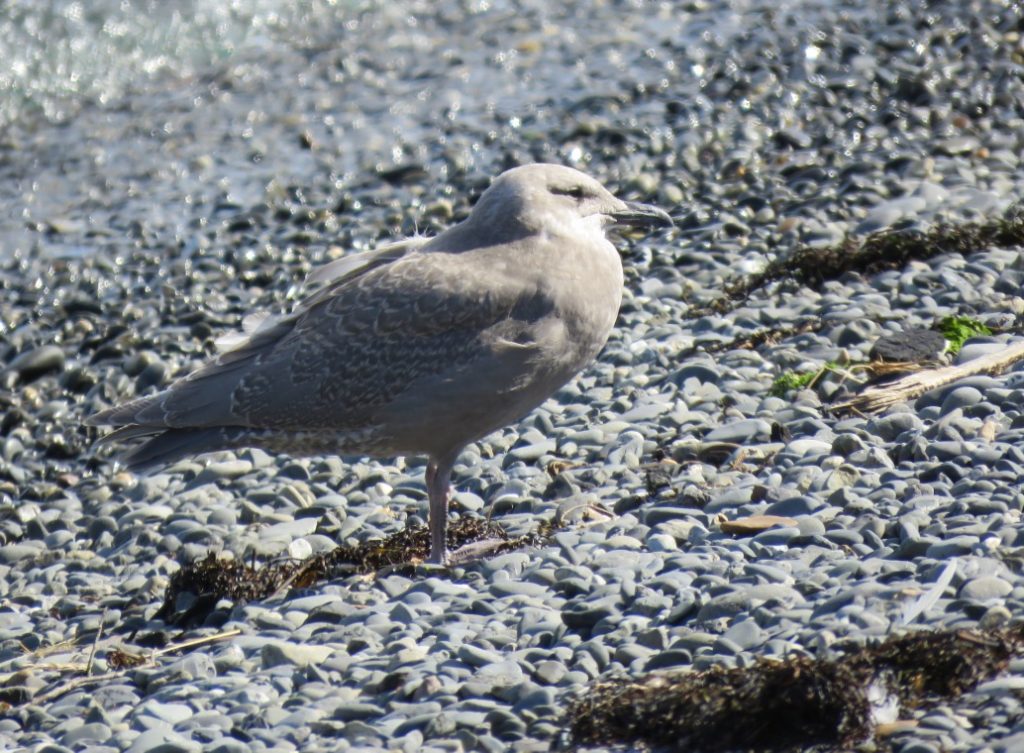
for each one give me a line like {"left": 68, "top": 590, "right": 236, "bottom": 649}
{"left": 551, "top": 185, "right": 587, "bottom": 200}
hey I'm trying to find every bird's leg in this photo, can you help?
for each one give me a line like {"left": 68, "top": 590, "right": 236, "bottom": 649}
{"left": 425, "top": 455, "right": 454, "bottom": 565}
{"left": 424, "top": 454, "right": 511, "bottom": 566}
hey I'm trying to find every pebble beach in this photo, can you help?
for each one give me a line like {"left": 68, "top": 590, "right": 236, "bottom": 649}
{"left": 2, "top": 1, "right": 1024, "bottom": 751}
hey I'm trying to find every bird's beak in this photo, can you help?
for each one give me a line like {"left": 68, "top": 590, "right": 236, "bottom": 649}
{"left": 609, "top": 201, "right": 674, "bottom": 228}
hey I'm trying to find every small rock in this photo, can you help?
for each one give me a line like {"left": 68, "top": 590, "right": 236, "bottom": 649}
{"left": 935, "top": 136, "right": 979, "bottom": 155}
{"left": 869, "top": 329, "right": 947, "bottom": 362}
{"left": 534, "top": 660, "right": 566, "bottom": 685}
{"left": 959, "top": 576, "right": 1012, "bottom": 601}
{"left": 941, "top": 386, "right": 983, "bottom": 413}
{"left": 261, "top": 642, "right": 334, "bottom": 668}
{"left": 510, "top": 439, "right": 556, "bottom": 461}
{"left": 704, "top": 418, "right": 771, "bottom": 444}
{"left": 720, "top": 515, "right": 798, "bottom": 535}
{"left": 127, "top": 728, "right": 200, "bottom": 753}
{"left": 6, "top": 345, "right": 65, "bottom": 381}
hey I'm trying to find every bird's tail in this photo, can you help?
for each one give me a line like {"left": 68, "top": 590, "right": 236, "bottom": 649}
{"left": 103, "top": 426, "right": 242, "bottom": 473}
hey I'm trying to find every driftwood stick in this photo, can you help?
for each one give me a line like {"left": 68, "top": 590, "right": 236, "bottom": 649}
{"left": 833, "top": 340, "right": 1024, "bottom": 414}
{"left": 28, "top": 628, "right": 242, "bottom": 706}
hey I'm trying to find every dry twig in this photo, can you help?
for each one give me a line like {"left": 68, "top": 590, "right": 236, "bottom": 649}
{"left": 27, "top": 628, "right": 242, "bottom": 706}
{"left": 833, "top": 341, "right": 1024, "bottom": 414}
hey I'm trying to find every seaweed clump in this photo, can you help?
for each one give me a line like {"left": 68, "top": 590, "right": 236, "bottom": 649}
{"left": 938, "top": 315, "right": 992, "bottom": 355}
{"left": 157, "top": 518, "right": 545, "bottom": 626}
{"left": 700, "top": 213, "right": 1024, "bottom": 316}
{"left": 567, "top": 626, "right": 1023, "bottom": 752}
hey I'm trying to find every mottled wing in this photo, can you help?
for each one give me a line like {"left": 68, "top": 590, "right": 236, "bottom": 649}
{"left": 90, "top": 249, "right": 533, "bottom": 435}
{"left": 90, "top": 239, "right": 427, "bottom": 428}
{"left": 301, "top": 237, "right": 426, "bottom": 293}
{"left": 212, "top": 239, "right": 425, "bottom": 354}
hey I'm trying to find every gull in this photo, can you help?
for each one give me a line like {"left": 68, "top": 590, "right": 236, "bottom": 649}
{"left": 87, "top": 163, "right": 673, "bottom": 564}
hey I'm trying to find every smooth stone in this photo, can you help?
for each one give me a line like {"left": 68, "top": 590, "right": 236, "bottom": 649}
{"left": 510, "top": 439, "right": 555, "bottom": 461}
{"left": 464, "top": 660, "right": 524, "bottom": 692}
{"left": 703, "top": 418, "right": 771, "bottom": 444}
{"left": 722, "top": 620, "right": 763, "bottom": 650}
{"left": 646, "top": 533, "right": 678, "bottom": 552}
{"left": 831, "top": 434, "right": 866, "bottom": 456}
{"left": 207, "top": 740, "right": 253, "bottom": 753}
{"left": 140, "top": 702, "right": 193, "bottom": 725}
{"left": 941, "top": 386, "right": 983, "bottom": 413}
{"left": 6, "top": 345, "right": 65, "bottom": 378}
{"left": 673, "top": 363, "right": 720, "bottom": 384}
{"left": 258, "top": 518, "right": 318, "bottom": 541}
{"left": 333, "top": 702, "right": 386, "bottom": 721}
{"left": 926, "top": 536, "right": 979, "bottom": 558}
{"left": 869, "top": 329, "right": 946, "bottom": 362}
{"left": 720, "top": 515, "right": 797, "bottom": 535}
{"left": 561, "top": 596, "right": 621, "bottom": 630}
{"left": 751, "top": 527, "right": 801, "bottom": 546}
{"left": 957, "top": 342, "right": 1010, "bottom": 362}
{"left": 767, "top": 496, "right": 824, "bottom": 516}
{"left": 975, "top": 677, "right": 1024, "bottom": 695}
{"left": 824, "top": 465, "right": 860, "bottom": 490}
{"left": 785, "top": 438, "right": 832, "bottom": 456}
{"left": 0, "top": 544, "right": 43, "bottom": 564}
{"left": 960, "top": 576, "right": 1013, "bottom": 601}
{"left": 867, "top": 412, "right": 923, "bottom": 441}
{"left": 288, "top": 538, "right": 313, "bottom": 559}
{"left": 261, "top": 642, "right": 334, "bottom": 668}
{"left": 899, "top": 743, "right": 939, "bottom": 753}
{"left": 534, "top": 660, "right": 567, "bottom": 685}
{"left": 797, "top": 517, "right": 827, "bottom": 536}
{"left": 452, "top": 492, "right": 485, "bottom": 511}
{"left": 197, "top": 460, "right": 253, "bottom": 480}
{"left": 61, "top": 723, "right": 113, "bottom": 746}
{"left": 644, "top": 650, "right": 693, "bottom": 671}
{"left": 127, "top": 729, "right": 200, "bottom": 753}
{"left": 458, "top": 644, "right": 503, "bottom": 667}
{"left": 936, "top": 136, "right": 979, "bottom": 155}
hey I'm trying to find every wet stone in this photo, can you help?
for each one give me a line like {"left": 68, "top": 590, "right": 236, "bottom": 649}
{"left": 6, "top": 345, "right": 66, "bottom": 380}
{"left": 941, "top": 386, "right": 983, "bottom": 413}
{"left": 869, "top": 329, "right": 947, "bottom": 362}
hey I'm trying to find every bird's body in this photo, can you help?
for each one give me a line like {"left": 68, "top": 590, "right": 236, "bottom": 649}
{"left": 88, "top": 164, "right": 672, "bottom": 563}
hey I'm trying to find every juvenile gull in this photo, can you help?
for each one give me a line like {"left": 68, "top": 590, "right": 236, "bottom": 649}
{"left": 88, "top": 164, "right": 672, "bottom": 564}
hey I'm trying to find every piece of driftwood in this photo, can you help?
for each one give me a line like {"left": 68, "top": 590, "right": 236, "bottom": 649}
{"left": 27, "top": 628, "right": 242, "bottom": 706}
{"left": 834, "top": 340, "right": 1024, "bottom": 414}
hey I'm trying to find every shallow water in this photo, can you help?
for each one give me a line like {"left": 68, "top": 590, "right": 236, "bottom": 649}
{"left": 0, "top": 0, "right": 360, "bottom": 129}
{"left": 0, "top": 0, "right": 711, "bottom": 262}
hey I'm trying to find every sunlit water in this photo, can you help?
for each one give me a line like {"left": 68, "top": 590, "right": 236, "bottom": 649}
{"left": 0, "top": 0, "right": 722, "bottom": 261}
{"left": 0, "top": 0, "right": 359, "bottom": 129}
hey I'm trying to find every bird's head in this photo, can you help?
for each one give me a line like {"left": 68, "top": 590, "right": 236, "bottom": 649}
{"left": 468, "top": 164, "right": 673, "bottom": 240}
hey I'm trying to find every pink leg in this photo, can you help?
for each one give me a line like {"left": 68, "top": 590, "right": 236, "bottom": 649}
{"left": 426, "top": 455, "right": 454, "bottom": 564}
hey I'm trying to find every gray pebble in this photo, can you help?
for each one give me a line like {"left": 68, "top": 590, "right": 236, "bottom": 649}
{"left": 261, "top": 642, "right": 334, "bottom": 669}
{"left": 960, "top": 576, "right": 1013, "bottom": 601}
{"left": 126, "top": 729, "right": 201, "bottom": 753}
{"left": 704, "top": 418, "right": 772, "bottom": 444}
{"left": 6, "top": 345, "right": 65, "bottom": 380}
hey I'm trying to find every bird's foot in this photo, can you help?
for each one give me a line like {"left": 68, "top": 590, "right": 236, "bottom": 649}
{"left": 443, "top": 537, "right": 511, "bottom": 566}
{"left": 405, "top": 560, "right": 451, "bottom": 577}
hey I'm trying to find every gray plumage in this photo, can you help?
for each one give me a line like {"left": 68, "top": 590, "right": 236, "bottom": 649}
{"left": 88, "top": 163, "right": 672, "bottom": 563}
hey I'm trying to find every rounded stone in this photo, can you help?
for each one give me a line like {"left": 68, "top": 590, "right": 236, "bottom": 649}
{"left": 869, "top": 329, "right": 946, "bottom": 362}
{"left": 960, "top": 576, "right": 1013, "bottom": 601}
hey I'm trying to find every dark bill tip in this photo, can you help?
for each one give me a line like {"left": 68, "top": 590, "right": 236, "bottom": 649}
{"left": 610, "top": 201, "right": 674, "bottom": 229}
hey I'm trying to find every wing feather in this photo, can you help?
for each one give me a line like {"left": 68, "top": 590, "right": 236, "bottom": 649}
{"left": 90, "top": 241, "right": 539, "bottom": 436}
